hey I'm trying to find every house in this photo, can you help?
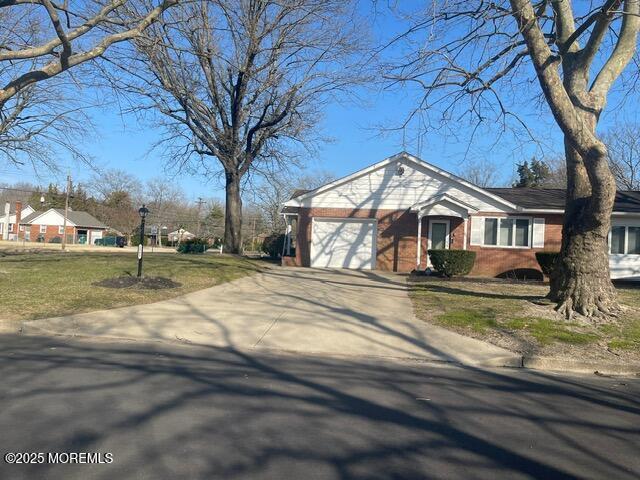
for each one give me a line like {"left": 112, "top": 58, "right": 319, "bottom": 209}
{"left": 1, "top": 201, "right": 35, "bottom": 241}
{"left": 281, "top": 152, "right": 640, "bottom": 280}
{"left": 1, "top": 201, "right": 108, "bottom": 244}
{"left": 168, "top": 229, "right": 195, "bottom": 244}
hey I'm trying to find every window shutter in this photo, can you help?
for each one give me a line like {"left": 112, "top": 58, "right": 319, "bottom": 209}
{"left": 470, "top": 216, "right": 483, "bottom": 246}
{"left": 532, "top": 218, "right": 545, "bottom": 248}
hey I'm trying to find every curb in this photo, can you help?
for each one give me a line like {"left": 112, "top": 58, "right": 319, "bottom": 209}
{"left": 18, "top": 322, "right": 640, "bottom": 377}
{"left": 522, "top": 355, "right": 640, "bottom": 376}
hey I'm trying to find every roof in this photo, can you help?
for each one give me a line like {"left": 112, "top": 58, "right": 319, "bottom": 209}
{"left": 53, "top": 209, "right": 107, "bottom": 228}
{"left": 284, "top": 151, "right": 519, "bottom": 211}
{"left": 20, "top": 210, "right": 43, "bottom": 223}
{"left": 485, "top": 188, "right": 566, "bottom": 210}
{"left": 487, "top": 188, "right": 640, "bottom": 213}
{"left": 20, "top": 208, "right": 107, "bottom": 228}
{"left": 289, "top": 189, "right": 310, "bottom": 200}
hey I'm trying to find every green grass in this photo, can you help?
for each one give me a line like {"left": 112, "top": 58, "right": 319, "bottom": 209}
{"left": 437, "top": 308, "right": 498, "bottom": 333}
{"left": 410, "top": 279, "right": 640, "bottom": 351}
{"left": 0, "top": 251, "right": 264, "bottom": 322}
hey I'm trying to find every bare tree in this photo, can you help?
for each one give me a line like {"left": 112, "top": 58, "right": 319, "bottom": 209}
{"left": 248, "top": 169, "right": 335, "bottom": 233}
{"left": 88, "top": 168, "right": 143, "bottom": 203}
{"left": 110, "top": 0, "right": 366, "bottom": 253}
{"left": 0, "top": 0, "right": 177, "bottom": 167}
{"left": 603, "top": 123, "right": 640, "bottom": 190}
{"left": 457, "top": 159, "right": 503, "bottom": 187}
{"left": 386, "top": 1, "right": 640, "bottom": 318}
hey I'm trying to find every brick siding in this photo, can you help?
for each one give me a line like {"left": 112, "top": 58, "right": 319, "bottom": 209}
{"left": 291, "top": 207, "right": 564, "bottom": 277}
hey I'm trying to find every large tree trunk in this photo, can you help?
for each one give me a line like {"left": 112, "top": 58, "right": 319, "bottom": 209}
{"left": 549, "top": 117, "right": 618, "bottom": 318}
{"left": 224, "top": 170, "right": 243, "bottom": 253}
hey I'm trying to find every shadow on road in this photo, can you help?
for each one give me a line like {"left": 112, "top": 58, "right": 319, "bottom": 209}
{"left": 0, "top": 334, "right": 638, "bottom": 479}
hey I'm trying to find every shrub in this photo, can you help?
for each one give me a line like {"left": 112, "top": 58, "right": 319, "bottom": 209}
{"left": 131, "top": 235, "right": 148, "bottom": 247}
{"left": 535, "top": 251, "right": 560, "bottom": 276}
{"left": 427, "top": 249, "right": 476, "bottom": 277}
{"left": 177, "top": 237, "right": 209, "bottom": 254}
{"left": 261, "top": 233, "right": 286, "bottom": 258}
{"left": 49, "top": 236, "right": 62, "bottom": 244}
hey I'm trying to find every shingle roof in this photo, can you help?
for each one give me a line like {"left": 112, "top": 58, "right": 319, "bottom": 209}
{"left": 486, "top": 188, "right": 640, "bottom": 213}
{"left": 53, "top": 209, "right": 107, "bottom": 228}
{"left": 20, "top": 208, "right": 107, "bottom": 228}
{"left": 20, "top": 211, "right": 43, "bottom": 223}
{"left": 289, "top": 189, "right": 311, "bottom": 200}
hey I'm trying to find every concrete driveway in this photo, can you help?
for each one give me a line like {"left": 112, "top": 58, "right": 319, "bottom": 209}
{"left": 22, "top": 267, "right": 518, "bottom": 366}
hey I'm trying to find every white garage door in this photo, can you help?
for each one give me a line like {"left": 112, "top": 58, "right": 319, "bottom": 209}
{"left": 311, "top": 218, "right": 376, "bottom": 269}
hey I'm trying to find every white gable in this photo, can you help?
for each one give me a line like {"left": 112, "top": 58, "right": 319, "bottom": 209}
{"left": 288, "top": 153, "right": 514, "bottom": 213}
{"left": 22, "top": 205, "right": 34, "bottom": 217}
{"left": 27, "top": 209, "right": 76, "bottom": 227}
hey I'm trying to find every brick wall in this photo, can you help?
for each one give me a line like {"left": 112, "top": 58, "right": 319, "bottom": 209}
{"left": 466, "top": 214, "right": 563, "bottom": 277}
{"left": 291, "top": 208, "right": 565, "bottom": 277}
{"left": 22, "top": 225, "right": 75, "bottom": 244}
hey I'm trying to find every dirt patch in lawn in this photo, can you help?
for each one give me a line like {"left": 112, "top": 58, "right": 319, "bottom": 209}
{"left": 408, "top": 275, "right": 640, "bottom": 366}
{"left": 93, "top": 276, "right": 182, "bottom": 290}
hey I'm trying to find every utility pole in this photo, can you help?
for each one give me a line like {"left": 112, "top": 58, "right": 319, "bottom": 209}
{"left": 195, "top": 197, "right": 205, "bottom": 237}
{"left": 61, "top": 174, "right": 71, "bottom": 251}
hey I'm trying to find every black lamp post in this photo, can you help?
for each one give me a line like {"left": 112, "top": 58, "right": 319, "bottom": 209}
{"left": 137, "top": 205, "right": 149, "bottom": 278}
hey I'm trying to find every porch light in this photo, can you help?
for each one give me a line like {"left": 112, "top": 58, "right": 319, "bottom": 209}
{"left": 138, "top": 205, "right": 149, "bottom": 218}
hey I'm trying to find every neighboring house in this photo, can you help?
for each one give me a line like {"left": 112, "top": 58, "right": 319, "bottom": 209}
{"left": 6, "top": 201, "right": 109, "bottom": 244}
{"left": 281, "top": 152, "right": 640, "bottom": 280}
{"left": 168, "top": 229, "right": 195, "bottom": 243}
{"left": 1, "top": 202, "right": 35, "bottom": 241}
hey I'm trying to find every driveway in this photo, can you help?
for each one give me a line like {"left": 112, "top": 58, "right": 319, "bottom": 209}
{"left": 22, "top": 267, "right": 518, "bottom": 366}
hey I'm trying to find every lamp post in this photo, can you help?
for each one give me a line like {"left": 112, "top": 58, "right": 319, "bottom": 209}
{"left": 137, "top": 205, "right": 149, "bottom": 278}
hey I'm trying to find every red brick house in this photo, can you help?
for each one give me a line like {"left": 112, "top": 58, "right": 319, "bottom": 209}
{"left": 281, "top": 152, "right": 640, "bottom": 280}
{"left": 1, "top": 201, "right": 108, "bottom": 244}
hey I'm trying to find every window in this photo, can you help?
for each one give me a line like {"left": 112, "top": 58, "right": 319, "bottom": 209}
{"left": 610, "top": 226, "right": 626, "bottom": 254}
{"left": 58, "top": 225, "right": 64, "bottom": 235}
{"left": 499, "top": 218, "right": 513, "bottom": 246}
{"left": 484, "top": 217, "right": 530, "bottom": 247}
{"left": 484, "top": 218, "right": 498, "bottom": 245}
{"left": 8, "top": 223, "right": 13, "bottom": 232}
{"left": 629, "top": 227, "right": 640, "bottom": 255}
{"left": 39, "top": 225, "right": 46, "bottom": 234}
{"left": 610, "top": 225, "right": 640, "bottom": 255}
{"left": 515, "top": 219, "right": 530, "bottom": 247}
{"left": 19, "top": 225, "right": 24, "bottom": 232}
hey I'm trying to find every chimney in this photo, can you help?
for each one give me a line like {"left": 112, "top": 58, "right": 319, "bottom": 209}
{"left": 15, "top": 201, "right": 22, "bottom": 235}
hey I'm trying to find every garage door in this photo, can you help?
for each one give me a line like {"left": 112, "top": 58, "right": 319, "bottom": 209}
{"left": 311, "top": 218, "right": 376, "bottom": 269}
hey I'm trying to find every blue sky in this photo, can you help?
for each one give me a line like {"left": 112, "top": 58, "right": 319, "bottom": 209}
{"left": 3, "top": 3, "right": 636, "bottom": 201}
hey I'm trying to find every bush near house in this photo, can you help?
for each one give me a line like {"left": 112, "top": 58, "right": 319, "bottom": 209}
{"left": 177, "top": 237, "right": 209, "bottom": 254}
{"left": 49, "top": 236, "right": 62, "bottom": 244}
{"left": 262, "top": 233, "right": 286, "bottom": 258}
{"left": 428, "top": 249, "right": 476, "bottom": 277}
{"left": 536, "top": 251, "right": 560, "bottom": 276}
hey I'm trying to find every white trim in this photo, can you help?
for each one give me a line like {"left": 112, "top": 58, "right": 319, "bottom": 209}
{"left": 416, "top": 214, "right": 423, "bottom": 270}
{"left": 283, "top": 152, "right": 519, "bottom": 210}
{"left": 410, "top": 194, "right": 479, "bottom": 215}
{"left": 463, "top": 217, "right": 468, "bottom": 250}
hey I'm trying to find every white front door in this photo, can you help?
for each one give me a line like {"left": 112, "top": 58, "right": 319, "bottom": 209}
{"left": 311, "top": 218, "right": 376, "bottom": 269}
{"left": 428, "top": 219, "right": 450, "bottom": 250}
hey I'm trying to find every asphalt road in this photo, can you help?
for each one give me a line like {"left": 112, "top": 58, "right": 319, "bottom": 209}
{"left": 0, "top": 334, "right": 638, "bottom": 480}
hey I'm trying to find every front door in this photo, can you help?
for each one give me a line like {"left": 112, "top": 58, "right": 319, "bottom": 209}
{"left": 428, "top": 220, "right": 450, "bottom": 250}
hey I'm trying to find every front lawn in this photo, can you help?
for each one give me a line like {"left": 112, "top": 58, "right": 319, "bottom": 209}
{"left": 409, "top": 277, "right": 640, "bottom": 363}
{"left": 0, "top": 250, "right": 264, "bottom": 324}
